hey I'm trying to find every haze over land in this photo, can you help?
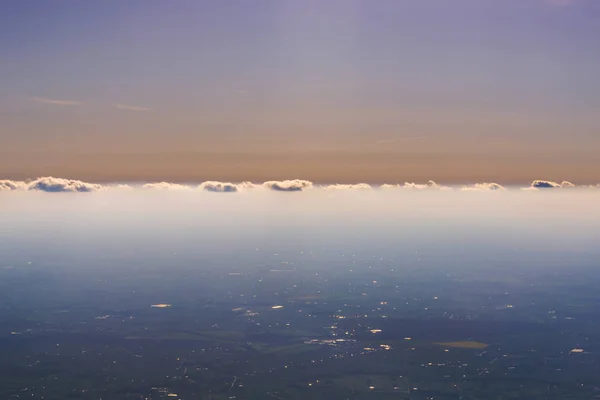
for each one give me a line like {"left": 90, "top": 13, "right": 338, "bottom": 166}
{"left": 2, "top": 186, "right": 600, "bottom": 399}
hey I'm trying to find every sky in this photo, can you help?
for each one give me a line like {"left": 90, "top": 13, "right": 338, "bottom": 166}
{"left": 1, "top": 0, "right": 599, "bottom": 184}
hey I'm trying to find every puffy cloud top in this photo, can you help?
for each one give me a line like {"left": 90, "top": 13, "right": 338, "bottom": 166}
{"left": 263, "top": 179, "right": 313, "bottom": 191}
{"left": 112, "top": 184, "right": 134, "bottom": 190}
{"left": 0, "top": 180, "right": 28, "bottom": 191}
{"left": 531, "top": 180, "right": 562, "bottom": 189}
{"left": 0, "top": 177, "right": 597, "bottom": 193}
{"left": 28, "top": 177, "right": 102, "bottom": 192}
{"left": 530, "top": 180, "right": 576, "bottom": 189}
{"left": 403, "top": 181, "right": 450, "bottom": 190}
{"left": 199, "top": 181, "right": 241, "bottom": 192}
{"left": 380, "top": 183, "right": 400, "bottom": 189}
{"left": 380, "top": 181, "right": 449, "bottom": 190}
{"left": 322, "top": 183, "right": 372, "bottom": 190}
{"left": 461, "top": 183, "right": 506, "bottom": 192}
{"left": 142, "top": 182, "right": 192, "bottom": 190}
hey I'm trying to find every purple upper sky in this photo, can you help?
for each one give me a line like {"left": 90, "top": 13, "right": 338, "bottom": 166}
{"left": 1, "top": 0, "right": 599, "bottom": 183}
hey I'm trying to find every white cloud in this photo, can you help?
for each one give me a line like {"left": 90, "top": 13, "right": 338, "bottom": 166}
{"left": 1, "top": 177, "right": 596, "bottom": 194}
{"left": 461, "top": 183, "right": 506, "bottom": 192}
{"left": 380, "top": 181, "right": 452, "bottom": 190}
{"left": 322, "top": 183, "right": 372, "bottom": 190}
{"left": 198, "top": 181, "right": 258, "bottom": 192}
{"left": 142, "top": 182, "right": 193, "bottom": 190}
{"left": 110, "top": 184, "right": 134, "bottom": 190}
{"left": 27, "top": 177, "right": 102, "bottom": 192}
{"left": 263, "top": 179, "right": 313, "bottom": 192}
{"left": 532, "top": 180, "right": 561, "bottom": 188}
{"left": 0, "top": 180, "right": 28, "bottom": 191}
{"left": 31, "top": 97, "right": 81, "bottom": 106}
{"left": 529, "top": 180, "right": 575, "bottom": 190}
{"left": 115, "top": 103, "right": 150, "bottom": 112}
{"left": 402, "top": 181, "right": 451, "bottom": 190}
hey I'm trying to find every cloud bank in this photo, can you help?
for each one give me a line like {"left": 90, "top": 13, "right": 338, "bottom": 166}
{"left": 142, "top": 182, "right": 192, "bottom": 191}
{"left": 263, "top": 180, "right": 313, "bottom": 192}
{"left": 381, "top": 181, "right": 451, "bottom": 190}
{"left": 323, "top": 183, "right": 372, "bottom": 190}
{"left": 0, "top": 180, "right": 28, "bottom": 191}
{"left": 461, "top": 183, "right": 506, "bottom": 192}
{"left": 27, "top": 177, "right": 103, "bottom": 192}
{"left": 198, "top": 181, "right": 258, "bottom": 192}
{"left": 528, "top": 180, "right": 576, "bottom": 190}
{"left": 404, "top": 180, "right": 450, "bottom": 190}
{"left": 0, "top": 177, "right": 597, "bottom": 193}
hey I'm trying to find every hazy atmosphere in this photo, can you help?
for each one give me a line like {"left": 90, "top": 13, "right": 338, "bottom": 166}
{"left": 2, "top": 188, "right": 600, "bottom": 399}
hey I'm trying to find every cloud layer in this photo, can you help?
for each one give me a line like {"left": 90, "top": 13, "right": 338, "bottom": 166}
{"left": 0, "top": 177, "right": 597, "bottom": 193}
{"left": 26, "top": 177, "right": 102, "bottom": 192}
{"left": 31, "top": 97, "right": 81, "bottom": 106}
{"left": 198, "top": 181, "right": 257, "bottom": 192}
{"left": 528, "top": 180, "right": 576, "bottom": 190}
{"left": 461, "top": 183, "right": 506, "bottom": 192}
{"left": 263, "top": 179, "right": 313, "bottom": 192}
{"left": 30, "top": 97, "right": 151, "bottom": 111}
{"left": 381, "top": 181, "right": 451, "bottom": 190}
{"left": 0, "top": 180, "right": 28, "bottom": 191}
{"left": 142, "top": 182, "right": 192, "bottom": 191}
{"left": 322, "top": 183, "right": 372, "bottom": 190}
